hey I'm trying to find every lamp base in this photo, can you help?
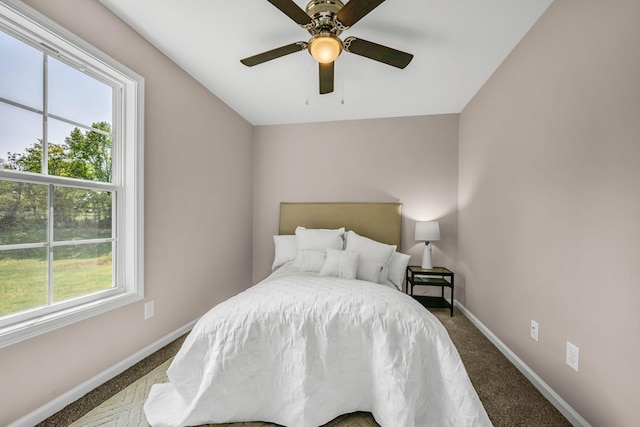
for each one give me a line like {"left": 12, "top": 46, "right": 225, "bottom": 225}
{"left": 421, "top": 242, "right": 433, "bottom": 269}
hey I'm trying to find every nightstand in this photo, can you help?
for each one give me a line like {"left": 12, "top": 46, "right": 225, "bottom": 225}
{"left": 406, "top": 266, "right": 454, "bottom": 316}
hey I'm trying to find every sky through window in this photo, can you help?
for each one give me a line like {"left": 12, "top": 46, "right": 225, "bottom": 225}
{"left": 0, "top": 29, "right": 112, "bottom": 159}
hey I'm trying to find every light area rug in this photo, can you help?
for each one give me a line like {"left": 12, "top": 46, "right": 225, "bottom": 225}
{"left": 70, "top": 357, "right": 379, "bottom": 427}
{"left": 70, "top": 358, "right": 173, "bottom": 427}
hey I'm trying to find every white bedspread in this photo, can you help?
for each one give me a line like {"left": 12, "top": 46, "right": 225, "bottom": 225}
{"left": 144, "top": 264, "right": 492, "bottom": 427}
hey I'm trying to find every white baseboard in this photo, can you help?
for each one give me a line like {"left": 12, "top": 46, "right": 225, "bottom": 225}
{"left": 454, "top": 300, "right": 591, "bottom": 427}
{"left": 8, "top": 320, "right": 197, "bottom": 427}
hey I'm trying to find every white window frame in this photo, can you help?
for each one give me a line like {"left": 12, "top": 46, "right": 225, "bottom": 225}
{"left": 0, "top": 0, "right": 144, "bottom": 348}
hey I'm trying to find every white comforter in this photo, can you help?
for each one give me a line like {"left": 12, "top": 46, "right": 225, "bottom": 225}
{"left": 144, "top": 264, "right": 492, "bottom": 427}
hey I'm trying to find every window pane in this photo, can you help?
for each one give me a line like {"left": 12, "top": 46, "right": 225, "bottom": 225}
{"left": 48, "top": 56, "right": 112, "bottom": 127}
{"left": 53, "top": 187, "right": 112, "bottom": 241}
{"left": 0, "top": 248, "right": 48, "bottom": 317}
{"left": 0, "top": 102, "right": 43, "bottom": 172}
{"left": 53, "top": 242, "right": 113, "bottom": 303}
{"left": 46, "top": 117, "right": 76, "bottom": 177}
{"left": 0, "top": 180, "right": 48, "bottom": 245}
{"left": 48, "top": 118, "right": 112, "bottom": 182}
{"left": 0, "top": 30, "right": 43, "bottom": 110}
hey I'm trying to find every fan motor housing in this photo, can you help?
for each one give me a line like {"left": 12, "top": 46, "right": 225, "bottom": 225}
{"left": 306, "top": 0, "right": 344, "bottom": 36}
{"left": 306, "top": 0, "right": 343, "bottom": 17}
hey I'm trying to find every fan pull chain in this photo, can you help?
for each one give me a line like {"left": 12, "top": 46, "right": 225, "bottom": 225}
{"left": 340, "top": 59, "right": 345, "bottom": 105}
{"left": 305, "top": 60, "right": 311, "bottom": 106}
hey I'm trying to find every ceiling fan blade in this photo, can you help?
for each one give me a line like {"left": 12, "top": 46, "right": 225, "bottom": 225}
{"left": 343, "top": 37, "right": 413, "bottom": 69}
{"left": 241, "top": 42, "right": 307, "bottom": 67}
{"left": 336, "top": 0, "right": 386, "bottom": 28}
{"left": 319, "top": 62, "right": 334, "bottom": 94}
{"left": 267, "top": 0, "right": 313, "bottom": 27}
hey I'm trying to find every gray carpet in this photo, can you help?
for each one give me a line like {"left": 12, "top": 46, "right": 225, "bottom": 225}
{"left": 38, "top": 307, "right": 571, "bottom": 426}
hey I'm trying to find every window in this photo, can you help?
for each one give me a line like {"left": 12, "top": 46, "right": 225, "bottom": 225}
{"left": 0, "top": 1, "right": 144, "bottom": 348}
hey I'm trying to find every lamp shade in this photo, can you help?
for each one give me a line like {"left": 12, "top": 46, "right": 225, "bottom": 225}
{"left": 308, "top": 35, "right": 342, "bottom": 63}
{"left": 415, "top": 221, "right": 441, "bottom": 242}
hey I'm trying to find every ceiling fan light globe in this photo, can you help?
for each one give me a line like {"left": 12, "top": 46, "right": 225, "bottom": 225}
{"left": 309, "top": 36, "right": 342, "bottom": 63}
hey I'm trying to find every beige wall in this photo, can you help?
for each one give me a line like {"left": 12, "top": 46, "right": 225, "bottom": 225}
{"left": 252, "top": 115, "right": 459, "bottom": 284}
{"left": 4, "top": 0, "right": 638, "bottom": 425}
{"left": 1, "top": 1, "right": 254, "bottom": 425}
{"left": 458, "top": 1, "right": 640, "bottom": 426}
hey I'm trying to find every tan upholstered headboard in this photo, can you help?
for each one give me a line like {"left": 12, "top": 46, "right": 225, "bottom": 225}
{"left": 279, "top": 202, "right": 402, "bottom": 248}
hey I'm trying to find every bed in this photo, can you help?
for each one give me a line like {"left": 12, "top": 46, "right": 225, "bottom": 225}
{"left": 144, "top": 203, "right": 491, "bottom": 427}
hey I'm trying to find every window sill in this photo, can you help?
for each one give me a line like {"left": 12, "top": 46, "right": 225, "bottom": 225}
{"left": 0, "top": 291, "right": 143, "bottom": 349}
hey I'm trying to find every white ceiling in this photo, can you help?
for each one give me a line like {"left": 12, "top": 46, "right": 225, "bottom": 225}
{"left": 99, "top": 0, "right": 553, "bottom": 126}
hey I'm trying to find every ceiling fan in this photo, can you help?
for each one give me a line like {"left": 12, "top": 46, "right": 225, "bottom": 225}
{"left": 240, "top": 0, "right": 413, "bottom": 95}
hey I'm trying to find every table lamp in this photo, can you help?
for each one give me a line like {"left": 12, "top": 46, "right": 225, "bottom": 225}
{"left": 414, "top": 221, "right": 440, "bottom": 269}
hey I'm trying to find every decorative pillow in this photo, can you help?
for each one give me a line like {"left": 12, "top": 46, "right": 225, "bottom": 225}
{"left": 293, "top": 249, "right": 327, "bottom": 273}
{"left": 356, "top": 259, "right": 386, "bottom": 284}
{"left": 320, "top": 249, "right": 359, "bottom": 279}
{"left": 344, "top": 230, "right": 396, "bottom": 283}
{"left": 386, "top": 251, "right": 411, "bottom": 289}
{"left": 295, "top": 226, "right": 345, "bottom": 251}
{"left": 272, "top": 235, "right": 297, "bottom": 271}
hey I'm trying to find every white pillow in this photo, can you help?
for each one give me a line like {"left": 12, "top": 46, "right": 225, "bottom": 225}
{"left": 356, "top": 259, "right": 386, "bottom": 284}
{"left": 386, "top": 251, "right": 411, "bottom": 289}
{"left": 344, "top": 230, "right": 396, "bottom": 283}
{"left": 320, "top": 249, "right": 359, "bottom": 279}
{"left": 293, "top": 249, "right": 327, "bottom": 272}
{"left": 295, "top": 226, "right": 345, "bottom": 251}
{"left": 272, "top": 235, "right": 297, "bottom": 271}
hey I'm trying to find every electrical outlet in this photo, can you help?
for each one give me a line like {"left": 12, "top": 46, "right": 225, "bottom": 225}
{"left": 144, "top": 301, "right": 155, "bottom": 320}
{"left": 566, "top": 341, "right": 579, "bottom": 372}
{"left": 530, "top": 320, "right": 539, "bottom": 341}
